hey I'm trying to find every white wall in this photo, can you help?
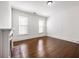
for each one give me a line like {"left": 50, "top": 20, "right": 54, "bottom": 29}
{"left": 2, "top": 30, "right": 10, "bottom": 58}
{"left": 47, "top": 2, "right": 79, "bottom": 43}
{"left": 0, "top": 1, "right": 11, "bottom": 29}
{"left": 12, "top": 9, "right": 47, "bottom": 41}
{"left": 0, "top": 30, "right": 2, "bottom": 57}
{"left": 0, "top": 1, "right": 11, "bottom": 57}
{"left": 0, "top": 30, "right": 10, "bottom": 58}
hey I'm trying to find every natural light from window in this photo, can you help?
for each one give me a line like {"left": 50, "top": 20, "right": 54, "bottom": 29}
{"left": 19, "top": 16, "right": 28, "bottom": 35}
{"left": 39, "top": 19, "right": 44, "bottom": 33}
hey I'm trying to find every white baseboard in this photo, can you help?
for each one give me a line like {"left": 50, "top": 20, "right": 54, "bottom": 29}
{"left": 13, "top": 35, "right": 46, "bottom": 42}
{"left": 13, "top": 35, "right": 79, "bottom": 44}
{"left": 47, "top": 35, "right": 79, "bottom": 44}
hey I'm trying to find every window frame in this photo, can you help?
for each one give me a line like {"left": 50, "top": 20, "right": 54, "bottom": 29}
{"left": 18, "top": 16, "right": 28, "bottom": 35}
{"left": 38, "top": 19, "right": 45, "bottom": 33}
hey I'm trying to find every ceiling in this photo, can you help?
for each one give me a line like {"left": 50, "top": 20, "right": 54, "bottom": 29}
{"left": 10, "top": 1, "right": 79, "bottom": 17}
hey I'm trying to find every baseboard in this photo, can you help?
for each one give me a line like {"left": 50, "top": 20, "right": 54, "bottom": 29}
{"left": 47, "top": 35, "right": 79, "bottom": 44}
{"left": 13, "top": 36, "right": 47, "bottom": 43}
{"left": 13, "top": 35, "right": 79, "bottom": 44}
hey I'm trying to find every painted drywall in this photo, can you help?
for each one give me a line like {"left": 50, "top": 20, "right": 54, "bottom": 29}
{"left": 0, "top": 30, "right": 10, "bottom": 58}
{"left": 0, "top": 1, "right": 11, "bottom": 29}
{"left": 12, "top": 9, "right": 47, "bottom": 41}
{"left": 0, "top": 30, "right": 2, "bottom": 57}
{"left": 0, "top": 1, "right": 11, "bottom": 57}
{"left": 47, "top": 2, "right": 79, "bottom": 43}
{"left": 2, "top": 30, "right": 10, "bottom": 58}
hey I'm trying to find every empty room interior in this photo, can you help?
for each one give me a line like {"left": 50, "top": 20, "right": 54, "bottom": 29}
{"left": 0, "top": 1, "right": 79, "bottom": 58}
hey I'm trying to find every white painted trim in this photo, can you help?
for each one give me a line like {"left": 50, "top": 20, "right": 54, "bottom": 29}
{"left": 47, "top": 35, "right": 79, "bottom": 44}
{"left": 13, "top": 36, "right": 46, "bottom": 42}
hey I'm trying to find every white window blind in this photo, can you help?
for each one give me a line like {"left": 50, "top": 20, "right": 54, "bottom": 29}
{"left": 19, "top": 16, "right": 28, "bottom": 35}
{"left": 39, "top": 19, "right": 44, "bottom": 33}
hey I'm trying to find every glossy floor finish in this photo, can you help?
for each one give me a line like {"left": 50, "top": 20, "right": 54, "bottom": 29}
{"left": 12, "top": 36, "right": 79, "bottom": 58}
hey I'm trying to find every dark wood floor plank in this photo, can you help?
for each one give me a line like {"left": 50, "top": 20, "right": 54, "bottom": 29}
{"left": 12, "top": 36, "right": 79, "bottom": 58}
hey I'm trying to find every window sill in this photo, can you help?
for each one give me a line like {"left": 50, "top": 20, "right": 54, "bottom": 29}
{"left": 18, "top": 33, "right": 29, "bottom": 35}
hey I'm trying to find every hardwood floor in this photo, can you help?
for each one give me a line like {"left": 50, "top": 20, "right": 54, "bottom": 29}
{"left": 12, "top": 36, "right": 79, "bottom": 58}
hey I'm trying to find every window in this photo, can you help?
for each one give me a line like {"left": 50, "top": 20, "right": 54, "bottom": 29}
{"left": 19, "top": 16, "right": 28, "bottom": 35}
{"left": 39, "top": 19, "right": 44, "bottom": 33}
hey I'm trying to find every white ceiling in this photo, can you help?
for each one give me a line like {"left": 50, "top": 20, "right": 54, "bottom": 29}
{"left": 10, "top": 1, "right": 79, "bottom": 17}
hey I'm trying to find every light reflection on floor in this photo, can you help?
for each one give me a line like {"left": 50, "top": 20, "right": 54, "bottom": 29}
{"left": 37, "top": 39, "right": 45, "bottom": 57}
{"left": 13, "top": 46, "right": 21, "bottom": 58}
{"left": 20, "top": 44, "right": 28, "bottom": 58}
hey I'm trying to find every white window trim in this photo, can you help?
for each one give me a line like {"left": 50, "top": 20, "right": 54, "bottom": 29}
{"left": 18, "top": 16, "right": 28, "bottom": 35}
{"left": 39, "top": 19, "right": 44, "bottom": 34}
